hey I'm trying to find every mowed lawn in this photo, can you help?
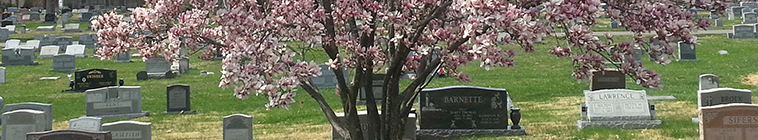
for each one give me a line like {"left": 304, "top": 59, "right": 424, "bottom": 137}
{"left": 0, "top": 33, "right": 757, "bottom": 139}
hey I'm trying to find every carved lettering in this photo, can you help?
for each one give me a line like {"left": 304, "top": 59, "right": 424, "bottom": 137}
{"left": 443, "top": 96, "right": 483, "bottom": 103}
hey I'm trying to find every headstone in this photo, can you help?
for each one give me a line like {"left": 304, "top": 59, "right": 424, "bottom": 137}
{"left": 0, "top": 28, "right": 8, "bottom": 41}
{"left": 71, "top": 69, "right": 118, "bottom": 92}
{"left": 101, "top": 121, "right": 152, "bottom": 140}
{"left": 743, "top": 12, "right": 758, "bottom": 24}
{"left": 61, "top": 13, "right": 72, "bottom": 23}
{"left": 26, "top": 129, "right": 112, "bottom": 140}
{"left": 63, "top": 23, "right": 81, "bottom": 32}
{"left": 143, "top": 56, "right": 172, "bottom": 79}
{"left": 85, "top": 86, "right": 149, "bottom": 120}
{"left": 1, "top": 20, "right": 13, "bottom": 27}
{"left": 730, "top": 24, "right": 755, "bottom": 39}
{"left": 742, "top": 2, "right": 758, "bottom": 9}
{"left": 178, "top": 58, "right": 189, "bottom": 74}
{"left": 65, "top": 44, "right": 87, "bottom": 58}
{"left": 332, "top": 111, "right": 416, "bottom": 140}
{"left": 610, "top": 21, "right": 619, "bottom": 28}
{"left": 78, "top": 33, "right": 98, "bottom": 48}
{"left": 590, "top": 69, "right": 625, "bottom": 91}
{"left": 6, "top": 7, "right": 20, "bottom": 13}
{"left": 0, "top": 67, "right": 4, "bottom": 84}
{"left": 358, "top": 74, "right": 385, "bottom": 104}
{"left": 1, "top": 48, "right": 39, "bottom": 65}
{"left": 677, "top": 41, "right": 699, "bottom": 61}
{"left": 310, "top": 65, "right": 349, "bottom": 88}
{"left": 715, "top": 19, "right": 723, "bottom": 27}
{"left": 699, "top": 104, "right": 758, "bottom": 140}
{"left": 699, "top": 74, "right": 719, "bottom": 90}
{"left": 39, "top": 46, "right": 60, "bottom": 58}
{"left": 3, "top": 25, "right": 16, "bottom": 33}
{"left": 5, "top": 39, "right": 21, "bottom": 49}
{"left": 1, "top": 109, "right": 46, "bottom": 140}
{"left": 8, "top": 16, "right": 18, "bottom": 24}
{"left": 29, "top": 12, "right": 40, "bottom": 21}
{"left": 53, "top": 54, "right": 77, "bottom": 72}
{"left": 165, "top": 84, "right": 195, "bottom": 114}
{"left": 57, "top": 36, "right": 73, "bottom": 51}
{"left": 3, "top": 102, "right": 54, "bottom": 130}
{"left": 69, "top": 116, "right": 103, "bottom": 131}
{"left": 698, "top": 88, "right": 752, "bottom": 107}
{"left": 710, "top": 12, "right": 719, "bottom": 19}
{"left": 115, "top": 52, "right": 131, "bottom": 63}
{"left": 624, "top": 47, "right": 642, "bottom": 63}
{"left": 578, "top": 89, "right": 660, "bottom": 129}
{"left": 730, "top": 6, "right": 745, "bottom": 20}
{"left": 25, "top": 40, "right": 41, "bottom": 50}
{"left": 80, "top": 12, "right": 93, "bottom": 21}
{"left": 417, "top": 86, "right": 524, "bottom": 139}
{"left": 36, "top": 25, "right": 54, "bottom": 31}
{"left": 223, "top": 114, "right": 254, "bottom": 140}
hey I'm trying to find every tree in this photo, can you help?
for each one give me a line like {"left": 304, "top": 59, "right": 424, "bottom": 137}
{"left": 92, "top": 0, "right": 727, "bottom": 139}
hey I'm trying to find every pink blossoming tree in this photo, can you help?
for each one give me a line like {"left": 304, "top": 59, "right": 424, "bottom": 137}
{"left": 93, "top": 0, "right": 726, "bottom": 139}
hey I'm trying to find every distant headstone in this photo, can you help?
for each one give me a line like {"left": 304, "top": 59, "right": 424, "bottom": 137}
{"left": 677, "top": 41, "right": 699, "bottom": 61}
{"left": 101, "top": 121, "right": 152, "bottom": 140}
{"left": 53, "top": 54, "right": 77, "bottom": 72}
{"left": 39, "top": 46, "right": 60, "bottom": 58}
{"left": 3, "top": 102, "right": 54, "bottom": 130}
{"left": 698, "top": 88, "right": 752, "bottom": 107}
{"left": 310, "top": 65, "right": 348, "bottom": 88}
{"left": 223, "top": 114, "right": 254, "bottom": 140}
{"left": 69, "top": 116, "right": 103, "bottom": 131}
{"left": 25, "top": 40, "right": 41, "bottom": 50}
{"left": 29, "top": 12, "right": 40, "bottom": 21}
{"left": 178, "top": 58, "right": 189, "bottom": 74}
{"left": 730, "top": 6, "right": 745, "bottom": 20}
{"left": 0, "top": 67, "right": 4, "bottom": 84}
{"left": 729, "top": 25, "right": 754, "bottom": 39}
{"left": 715, "top": 19, "right": 723, "bottom": 26}
{"left": 26, "top": 129, "right": 112, "bottom": 140}
{"left": 358, "top": 74, "right": 385, "bottom": 104}
{"left": 57, "top": 36, "right": 73, "bottom": 51}
{"left": 63, "top": 23, "right": 81, "bottom": 32}
{"left": 165, "top": 84, "right": 195, "bottom": 114}
{"left": 0, "top": 28, "right": 8, "bottom": 41}
{"left": 65, "top": 44, "right": 87, "bottom": 58}
{"left": 417, "top": 86, "right": 525, "bottom": 139}
{"left": 1, "top": 48, "right": 39, "bottom": 66}
{"left": 332, "top": 111, "right": 416, "bottom": 140}
{"left": 61, "top": 13, "right": 72, "bottom": 23}
{"left": 80, "top": 12, "right": 93, "bottom": 21}
{"left": 36, "top": 26, "right": 54, "bottom": 31}
{"left": 710, "top": 12, "right": 719, "bottom": 19}
{"left": 578, "top": 89, "right": 660, "bottom": 129}
{"left": 136, "top": 71, "right": 148, "bottom": 80}
{"left": 115, "top": 52, "right": 131, "bottom": 63}
{"left": 71, "top": 69, "right": 118, "bottom": 92}
{"left": 610, "top": 21, "right": 620, "bottom": 28}
{"left": 85, "top": 86, "right": 149, "bottom": 120}
{"left": 743, "top": 12, "right": 758, "bottom": 24}
{"left": 699, "top": 74, "right": 719, "bottom": 90}
{"left": 1, "top": 109, "right": 46, "bottom": 140}
{"left": 6, "top": 7, "right": 20, "bottom": 13}
{"left": 143, "top": 56, "right": 173, "bottom": 79}
{"left": 5, "top": 39, "right": 20, "bottom": 49}
{"left": 624, "top": 48, "right": 642, "bottom": 63}
{"left": 590, "top": 69, "right": 625, "bottom": 91}
{"left": 699, "top": 104, "right": 758, "bottom": 140}
{"left": 78, "top": 33, "right": 98, "bottom": 48}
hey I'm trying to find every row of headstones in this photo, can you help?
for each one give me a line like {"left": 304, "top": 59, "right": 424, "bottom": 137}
{"left": 727, "top": 2, "right": 758, "bottom": 20}
{"left": 692, "top": 74, "right": 758, "bottom": 140}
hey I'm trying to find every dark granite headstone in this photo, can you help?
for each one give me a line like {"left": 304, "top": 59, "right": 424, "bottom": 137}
{"left": 53, "top": 54, "right": 77, "bottom": 72}
{"left": 165, "top": 84, "right": 195, "bottom": 114}
{"left": 677, "top": 41, "right": 699, "bottom": 61}
{"left": 590, "top": 69, "right": 625, "bottom": 91}
{"left": 136, "top": 71, "right": 148, "bottom": 80}
{"left": 358, "top": 74, "right": 385, "bottom": 104}
{"left": 698, "top": 88, "right": 752, "bottom": 107}
{"left": 26, "top": 129, "right": 112, "bottom": 140}
{"left": 419, "top": 86, "right": 509, "bottom": 129}
{"left": 115, "top": 52, "right": 131, "bottom": 63}
{"left": 72, "top": 69, "right": 117, "bottom": 92}
{"left": 44, "top": 14, "right": 56, "bottom": 23}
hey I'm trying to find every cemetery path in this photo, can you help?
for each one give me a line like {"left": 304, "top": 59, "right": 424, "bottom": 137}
{"left": 553, "top": 30, "right": 731, "bottom": 36}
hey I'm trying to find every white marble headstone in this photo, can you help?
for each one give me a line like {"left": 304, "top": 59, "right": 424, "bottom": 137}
{"left": 5, "top": 39, "right": 20, "bottom": 49}
{"left": 699, "top": 74, "right": 719, "bottom": 90}
{"left": 65, "top": 44, "right": 86, "bottom": 57}
{"left": 25, "top": 40, "right": 40, "bottom": 49}
{"left": 38, "top": 45, "right": 59, "bottom": 58}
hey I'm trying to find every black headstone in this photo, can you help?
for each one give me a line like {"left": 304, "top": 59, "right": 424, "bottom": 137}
{"left": 72, "top": 69, "right": 117, "bottom": 92}
{"left": 419, "top": 86, "right": 510, "bottom": 129}
{"left": 165, "top": 84, "right": 195, "bottom": 114}
{"left": 358, "top": 74, "right": 385, "bottom": 104}
{"left": 136, "top": 71, "right": 148, "bottom": 80}
{"left": 1, "top": 20, "right": 12, "bottom": 27}
{"left": 44, "top": 14, "right": 56, "bottom": 23}
{"left": 26, "top": 129, "right": 112, "bottom": 140}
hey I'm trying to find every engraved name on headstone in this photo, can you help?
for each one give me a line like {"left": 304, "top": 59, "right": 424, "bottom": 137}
{"left": 698, "top": 88, "right": 752, "bottom": 107}
{"left": 101, "top": 121, "right": 152, "bottom": 140}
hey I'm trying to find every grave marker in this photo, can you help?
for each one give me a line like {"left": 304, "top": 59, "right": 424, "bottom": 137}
{"left": 37, "top": 25, "right": 54, "bottom": 31}
{"left": 65, "top": 44, "right": 87, "bottom": 58}
{"left": 699, "top": 104, "right": 758, "bottom": 140}
{"left": 699, "top": 74, "right": 720, "bottom": 90}
{"left": 1, "top": 109, "right": 46, "bottom": 140}
{"left": 178, "top": 58, "right": 189, "bottom": 74}
{"left": 64, "top": 23, "right": 81, "bottom": 32}
{"left": 358, "top": 74, "right": 385, "bottom": 104}
{"left": 223, "top": 114, "right": 254, "bottom": 140}
{"left": 26, "top": 129, "right": 112, "bottom": 140}
{"left": 53, "top": 54, "right": 77, "bottom": 72}
{"left": 165, "top": 84, "right": 195, "bottom": 114}
{"left": 5, "top": 39, "right": 20, "bottom": 49}
{"left": 578, "top": 89, "right": 660, "bottom": 129}
{"left": 730, "top": 24, "right": 755, "bottom": 39}
{"left": 698, "top": 88, "right": 752, "bottom": 107}
{"left": 4, "top": 102, "right": 54, "bottom": 131}
{"left": 590, "top": 69, "right": 625, "bottom": 91}
{"left": 57, "top": 36, "right": 73, "bottom": 51}
{"left": 677, "top": 41, "right": 699, "bottom": 61}
{"left": 71, "top": 69, "right": 117, "bottom": 92}
{"left": 85, "top": 86, "right": 149, "bottom": 120}
{"left": 39, "top": 45, "right": 60, "bottom": 58}
{"left": 0, "top": 67, "right": 4, "bottom": 84}
{"left": 139, "top": 56, "right": 175, "bottom": 80}
{"left": 332, "top": 111, "right": 416, "bottom": 140}
{"left": 1, "top": 48, "right": 39, "bottom": 65}
{"left": 310, "top": 64, "right": 349, "bottom": 88}
{"left": 101, "top": 121, "right": 152, "bottom": 140}
{"left": 115, "top": 52, "right": 131, "bottom": 63}
{"left": 744, "top": 12, "right": 758, "bottom": 24}
{"left": 0, "top": 28, "right": 8, "bottom": 41}
{"left": 26, "top": 40, "right": 41, "bottom": 50}
{"left": 69, "top": 116, "right": 103, "bottom": 131}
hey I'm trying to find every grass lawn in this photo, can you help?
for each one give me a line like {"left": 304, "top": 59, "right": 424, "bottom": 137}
{"left": 1, "top": 22, "right": 757, "bottom": 139}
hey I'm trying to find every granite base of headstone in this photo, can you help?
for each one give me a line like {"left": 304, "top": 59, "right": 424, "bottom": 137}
{"left": 416, "top": 86, "right": 526, "bottom": 139}
{"left": 84, "top": 86, "right": 149, "bottom": 120}
{"left": 577, "top": 89, "right": 661, "bottom": 129}
{"left": 163, "top": 84, "right": 196, "bottom": 114}
{"left": 25, "top": 129, "right": 112, "bottom": 140}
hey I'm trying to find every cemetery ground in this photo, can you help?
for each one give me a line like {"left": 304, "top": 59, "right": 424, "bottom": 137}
{"left": 1, "top": 33, "right": 758, "bottom": 139}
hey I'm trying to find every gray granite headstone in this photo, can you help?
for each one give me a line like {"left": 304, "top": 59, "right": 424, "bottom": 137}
{"left": 61, "top": 12, "right": 72, "bottom": 23}
{"left": 358, "top": 74, "right": 385, "bottom": 104}
{"left": 53, "top": 54, "right": 77, "bottom": 72}
{"left": 677, "top": 41, "right": 698, "bottom": 61}
{"left": 4, "top": 102, "right": 54, "bottom": 130}
{"left": 223, "top": 114, "right": 253, "bottom": 140}
{"left": 80, "top": 12, "right": 93, "bottom": 21}
{"left": 29, "top": 12, "right": 40, "bottom": 21}
{"left": 730, "top": 6, "right": 745, "bottom": 20}
{"left": 610, "top": 21, "right": 619, "bottom": 28}
{"left": 79, "top": 33, "right": 98, "bottom": 48}
{"left": 332, "top": 111, "right": 416, "bottom": 140}
{"left": 85, "top": 86, "right": 149, "bottom": 120}
{"left": 699, "top": 74, "right": 719, "bottom": 90}
{"left": 26, "top": 129, "right": 113, "bottom": 140}
{"left": 65, "top": 44, "right": 87, "bottom": 58}
{"left": 698, "top": 88, "right": 752, "bottom": 107}
{"left": 178, "top": 58, "right": 189, "bottom": 74}
{"left": 39, "top": 45, "right": 60, "bottom": 58}
{"left": 623, "top": 48, "right": 642, "bottom": 63}
{"left": 743, "top": 2, "right": 758, "bottom": 9}
{"left": 2, "top": 48, "right": 39, "bottom": 65}
{"left": 730, "top": 24, "right": 755, "bottom": 39}
{"left": 590, "top": 69, "right": 625, "bottom": 91}
{"left": 143, "top": 57, "right": 173, "bottom": 79}
{"left": 165, "top": 84, "right": 195, "bottom": 114}
{"left": 578, "top": 89, "right": 660, "bottom": 129}
{"left": 715, "top": 19, "right": 723, "bottom": 27}
{"left": 115, "top": 52, "right": 131, "bottom": 63}
{"left": 57, "top": 36, "right": 73, "bottom": 51}
{"left": 101, "top": 121, "right": 152, "bottom": 140}
{"left": 1, "top": 109, "right": 46, "bottom": 140}
{"left": 0, "top": 67, "right": 4, "bottom": 84}
{"left": 69, "top": 116, "right": 103, "bottom": 131}
{"left": 310, "top": 65, "right": 348, "bottom": 88}
{"left": 0, "top": 28, "right": 8, "bottom": 41}
{"left": 710, "top": 12, "right": 719, "bottom": 19}
{"left": 743, "top": 12, "right": 758, "bottom": 24}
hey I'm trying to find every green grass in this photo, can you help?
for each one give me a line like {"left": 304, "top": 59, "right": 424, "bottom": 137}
{"left": 1, "top": 27, "right": 757, "bottom": 139}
